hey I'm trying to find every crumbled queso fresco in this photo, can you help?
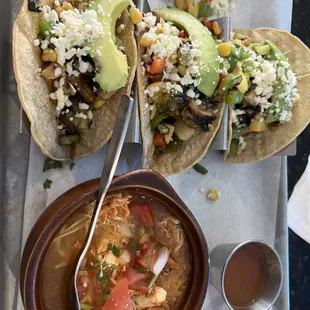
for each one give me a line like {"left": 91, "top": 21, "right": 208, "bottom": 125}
{"left": 233, "top": 46, "right": 297, "bottom": 127}
{"left": 34, "top": 4, "right": 104, "bottom": 114}
{"left": 137, "top": 13, "right": 203, "bottom": 99}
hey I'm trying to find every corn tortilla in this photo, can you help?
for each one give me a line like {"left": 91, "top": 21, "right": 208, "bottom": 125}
{"left": 137, "top": 45, "right": 225, "bottom": 176}
{"left": 13, "top": 0, "right": 137, "bottom": 160}
{"left": 226, "top": 28, "right": 310, "bottom": 164}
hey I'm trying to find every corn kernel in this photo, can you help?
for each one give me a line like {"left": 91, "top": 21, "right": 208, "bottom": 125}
{"left": 140, "top": 35, "right": 154, "bottom": 48}
{"left": 212, "top": 21, "right": 221, "bottom": 36}
{"left": 62, "top": 3, "right": 73, "bottom": 10}
{"left": 218, "top": 43, "right": 231, "bottom": 57}
{"left": 41, "top": 48, "right": 57, "bottom": 62}
{"left": 55, "top": 7, "right": 63, "bottom": 17}
{"left": 177, "top": 64, "right": 187, "bottom": 77}
{"left": 236, "top": 73, "right": 248, "bottom": 93}
{"left": 249, "top": 115, "right": 267, "bottom": 132}
{"left": 233, "top": 39, "right": 244, "bottom": 47}
{"left": 130, "top": 8, "right": 143, "bottom": 25}
{"left": 207, "top": 189, "right": 220, "bottom": 201}
{"left": 93, "top": 97, "right": 105, "bottom": 109}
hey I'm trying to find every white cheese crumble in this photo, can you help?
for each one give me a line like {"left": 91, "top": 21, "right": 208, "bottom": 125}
{"left": 39, "top": 6, "right": 104, "bottom": 66}
{"left": 75, "top": 112, "right": 88, "bottom": 119}
{"left": 79, "top": 103, "right": 89, "bottom": 110}
{"left": 186, "top": 89, "right": 196, "bottom": 98}
{"left": 87, "top": 110, "right": 93, "bottom": 120}
{"left": 117, "top": 24, "right": 125, "bottom": 34}
{"left": 242, "top": 45, "right": 296, "bottom": 122}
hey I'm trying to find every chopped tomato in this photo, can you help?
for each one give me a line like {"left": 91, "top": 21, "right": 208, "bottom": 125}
{"left": 101, "top": 278, "right": 133, "bottom": 310}
{"left": 153, "top": 133, "right": 166, "bottom": 148}
{"left": 149, "top": 57, "right": 166, "bottom": 74}
{"left": 127, "top": 268, "right": 149, "bottom": 293}
{"left": 203, "top": 19, "right": 213, "bottom": 32}
{"left": 130, "top": 204, "right": 155, "bottom": 227}
{"left": 217, "top": 74, "right": 225, "bottom": 89}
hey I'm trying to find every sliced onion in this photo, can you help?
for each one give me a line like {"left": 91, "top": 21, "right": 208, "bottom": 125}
{"left": 152, "top": 247, "right": 170, "bottom": 276}
{"left": 118, "top": 223, "right": 134, "bottom": 238}
{"left": 139, "top": 233, "right": 151, "bottom": 244}
{"left": 119, "top": 249, "right": 131, "bottom": 266}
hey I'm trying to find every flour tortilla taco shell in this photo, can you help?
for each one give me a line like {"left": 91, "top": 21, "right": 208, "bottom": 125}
{"left": 226, "top": 28, "right": 310, "bottom": 164}
{"left": 13, "top": 0, "right": 137, "bottom": 160}
{"left": 137, "top": 46, "right": 225, "bottom": 176}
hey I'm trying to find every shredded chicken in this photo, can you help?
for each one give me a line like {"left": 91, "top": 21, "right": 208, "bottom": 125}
{"left": 132, "top": 286, "right": 167, "bottom": 309}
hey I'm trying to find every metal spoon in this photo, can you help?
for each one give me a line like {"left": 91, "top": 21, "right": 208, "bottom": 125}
{"left": 68, "top": 95, "right": 134, "bottom": 309}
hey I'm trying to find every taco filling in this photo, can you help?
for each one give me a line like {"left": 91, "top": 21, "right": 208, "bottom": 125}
{"left": 220, "top": 34, "right": 297, "bottom": 157}
{"left": 137, "top": 9, "right": 221, "bottom": 156}
{"left": 33, "top": 0, "right": 132, "bottom": 146}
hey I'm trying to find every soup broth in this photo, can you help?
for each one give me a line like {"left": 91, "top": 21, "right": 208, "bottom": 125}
{"left": 41, "top": 191, "right": 191, "bottom": 310}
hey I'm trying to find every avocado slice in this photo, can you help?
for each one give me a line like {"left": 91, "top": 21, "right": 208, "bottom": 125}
{"left": 88, "top": 0, "right": 130, "bottom": 92}
{"left": 154, "top": 8, "right": 219, "bottom": 97}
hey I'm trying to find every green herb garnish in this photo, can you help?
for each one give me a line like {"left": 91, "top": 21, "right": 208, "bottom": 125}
{"left": 97, "top": 269, "right": 108, "bottom": 288}
{"left": 102, "top": 290, "right": 111, "bottom": 301}
{"left": 107, "top": 244, "right": 120, "bottom": 257}
{"left": 43, "top": 158, "right": 63, "bottom": 172}
{"left": 145, "top": 254, "right": 152, "bottom": 271}
{"left": 154, "top": 244, "right": 161, "bottom": 250}
{"left": 43, "top": 179, "right": 52, "bottom": 189}
{"left": 193, "top": 163, "right": 208, "bottom": 175}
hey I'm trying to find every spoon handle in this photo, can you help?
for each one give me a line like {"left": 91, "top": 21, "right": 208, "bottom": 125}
{"left": 73, "top": 95, "right": 134, "bottom": 308}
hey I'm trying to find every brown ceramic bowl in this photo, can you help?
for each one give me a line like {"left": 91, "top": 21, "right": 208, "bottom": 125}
{"left": 20, "top": 169, "right": 209, "bottom": 310}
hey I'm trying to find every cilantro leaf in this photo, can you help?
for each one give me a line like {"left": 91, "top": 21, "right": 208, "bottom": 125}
{"left": 154, "top": 244, "right": 161, "bottom": 250}
{"left": 102, "top": 290, "right": 110, "bottom": 301}
{"left": 97, "top": 269, "right": 108, "bottom": 288}
{"left": 145, "top": 254, "right": 153, "bottom": 271}
{"left": 43, "top": 179, "right": 52, "bottom": 189}
{"left": 107, "top": 244, "right": 120, "bottom": 257}
{"left": 43, "top": 158, "right": 63, "bottom": 172}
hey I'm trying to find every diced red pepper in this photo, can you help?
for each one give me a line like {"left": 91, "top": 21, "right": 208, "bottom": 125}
{"left": 153, "top": 133, "right": 166, "bottom": 147}
{"left": 178, "top": 31, "right": 187, "bottom": 39}
{"left": 149, "top": 57, "right": 166, "bottom": 74}
{"left": 203, "top": 19, "right": 213, "bottom": 32}
{"left": 130, "top": 204, "right": 155, "bottom": 227}
{"left": 217, "top": 74, "right": 225, "bottom": 89}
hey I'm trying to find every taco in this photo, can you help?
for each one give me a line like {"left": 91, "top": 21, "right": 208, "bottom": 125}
{"left": 222, "top": 28, "right": 310, "bottom": 163}
{"left": 136, "top": 8, "right": 225, "bottom": 176}
{"left": 13, "top": 0, "right": 137, "bottom": 160}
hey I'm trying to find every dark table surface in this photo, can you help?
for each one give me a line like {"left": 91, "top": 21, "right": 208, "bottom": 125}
{"left": 288, "top": 1, "right": 310, "bottom": 309}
